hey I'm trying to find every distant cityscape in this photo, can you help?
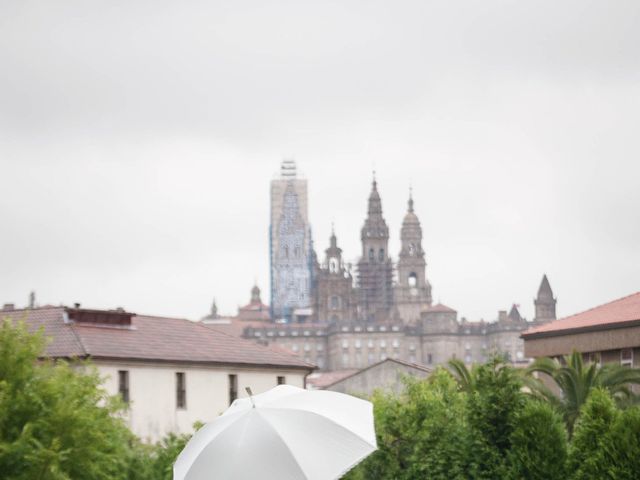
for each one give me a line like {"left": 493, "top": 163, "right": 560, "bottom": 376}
{"left": 202, "top": 160, "right": 558, "bottom": 371}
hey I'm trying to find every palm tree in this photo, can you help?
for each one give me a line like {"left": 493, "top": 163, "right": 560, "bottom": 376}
{"left": 446, "top": 358, "right": 476, "bottom": 393}
{"left": 525, "top": 351, "right": 640, "bottom": 434}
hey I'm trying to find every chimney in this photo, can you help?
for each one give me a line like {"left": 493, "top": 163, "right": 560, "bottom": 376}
{"left": 3, "top": 303, "right": 15, "bottom": 311}
{"left": 74, "top": 302, "right": 81, "bottom": 309}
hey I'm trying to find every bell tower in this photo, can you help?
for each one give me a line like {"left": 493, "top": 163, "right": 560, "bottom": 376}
{"left": 534, "top": 274, "right": 556, "bottom": 323}
{"left": 395, "top": 190, "right": 432, "bottom": 323}
{"left": 356, "top": 176, "right": 394, "bottom": 322}
{"left": 312, "top": 227, "right": 356, "bottom": 323}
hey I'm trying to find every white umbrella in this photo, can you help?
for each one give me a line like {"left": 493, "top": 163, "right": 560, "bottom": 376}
{"left": 174, "top": 385, "right": 377, "bottom": 480}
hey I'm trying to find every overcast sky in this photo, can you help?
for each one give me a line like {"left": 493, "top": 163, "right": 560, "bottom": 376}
{"left": 1, "top": 0, "right": 638, "bottom": 322}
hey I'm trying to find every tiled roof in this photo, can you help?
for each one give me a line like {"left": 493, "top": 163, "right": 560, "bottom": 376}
{"left": 523, "top": 291, "right": 640, "bottom": 337}
{"left": 2, "top": 306, "right": 313, "bottom": 370}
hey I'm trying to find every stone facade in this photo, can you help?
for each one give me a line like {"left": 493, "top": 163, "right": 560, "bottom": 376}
{"left": 215, "top": 167, "right": 558, "bottom": 372}
{"left": 245, "top": 284, "right": 553, "bottom": 371}
{"left": 311, "top": 229, "right": 357, "bottom": 323}
{"left": 323, "top": 358, "right": 432, "bottom": 396}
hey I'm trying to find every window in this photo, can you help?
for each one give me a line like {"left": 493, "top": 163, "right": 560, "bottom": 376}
{"left": 284, "top": 246, "right": 289, "bottom": 258}
{"left": 118, "top": 370, "right": 129, "bottom": 404}
{"left": 294, "top": 246, "right": 300, "bottom": 258}
{"left": 392, "top": 339, "right": 400, "bottom": 349}
{"left": 229, "top": 374, "right": 238, "bottom": 405}
{"left": 369, "top": 248, "right": 375, "bottom": 261}
{"left": 330, "top": 295, "right": 341, "bottom": 310}
{"left": 427, "top": 353, "right": 432, "bottom": 364}
{"left": 176, "top": 372, "right": 186, "bottom": 409}
{"left": 379, "top": 339, "right": 386, "bottom": 348}
{"left": 408, "top": 272, "right": 418, "bottom": 287}
{"left": 378, "top": 249, "right": 385, "bottom": 261}
{"left": 342, "top": 353, "right": 350, "bottom": 367}
{"left": 355, "top": 339, "right": 362, "bottom": 349}
{"left": 621, "top": 349, "right": 633, "bottom": 367}
{"left": 317, "top": 343, "right": 324, "bottom": 351}
{"left": 368, "top": 352, "right": 375, "bottom": 365}
{"left": 329, "top": 258, "right": 338, "bottom": 273}
{"left": 277, "top": 376, "right": 286, "bottom": 385}
{"left": 342, "top": 339, "right": 349, "bottom": 349}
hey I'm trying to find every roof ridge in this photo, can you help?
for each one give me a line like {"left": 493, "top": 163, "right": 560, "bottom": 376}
{"left": 558, "top": 290, "right": 640, "bottom": 322}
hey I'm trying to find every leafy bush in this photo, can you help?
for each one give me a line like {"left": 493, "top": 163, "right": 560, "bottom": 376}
{"left": 507, "top": 400, "right": 567, "bottom": 480}
{"left": 567, "top": 388, "right": 618, "bottom": 480}
{"left": 0, "top": 319, "right": 134, "bottom": 480}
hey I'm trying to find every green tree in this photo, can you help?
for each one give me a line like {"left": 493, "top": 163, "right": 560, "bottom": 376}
{"left": 0, "top": 319, "right": 134, "bottom": 480}
{"left": 567, "top": 388, "right": 618, "bottom": 480}
{"left": 149, "top": 427, "right": 200, "bottom": 480}
{"left": 447, "top": 358, "right": 478, "bottom": 393}
{"left": 347, "top": 369, "right": 470, "bottom": 480}
{"left": 526, "top": 351, "right": 640, "bottom": 434}
{"left": 466, "top": 358, "right": 525, "bottom": 480}
{"left": 603, "top": 406, "right": 640, "bottom": 479}
{"left": 507, "top": 400, "right": 567, "bottom": 480}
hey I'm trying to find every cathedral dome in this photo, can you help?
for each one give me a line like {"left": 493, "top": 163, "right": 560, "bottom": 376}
{"left": 402, "top": 210, "right": 420, "bottom": 225}
{"left": 401, "top": 193, "right": 420, "bottom": 226}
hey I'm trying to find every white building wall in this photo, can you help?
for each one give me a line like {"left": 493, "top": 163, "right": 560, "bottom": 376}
{"left": 97, "top": 361, "right": 307, "bottom": 442}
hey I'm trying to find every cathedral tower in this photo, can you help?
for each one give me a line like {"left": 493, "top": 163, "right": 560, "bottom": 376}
{"left": 356, "top": 177, "right": 394, "bottom": 322}
{"left": 534, "top": 274, "right": 557, "bottom": 322}
{"left": 313, "top": 228, "right": 356, "bottom": 323}
{"left": 395, "top": 191, "right": 432, "bottom": 323}
{"left": 270, "top": 160, "right": 313, "bottom": 321}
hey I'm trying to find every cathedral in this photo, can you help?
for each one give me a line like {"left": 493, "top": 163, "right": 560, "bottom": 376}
{"left": 206, "top": 160, "right": 557, "bottom": 371}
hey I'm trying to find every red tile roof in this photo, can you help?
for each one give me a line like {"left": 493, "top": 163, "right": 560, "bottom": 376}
{"left": 2, "top": 306, "right": 313, "bottom": 370}
{"left": 523, "top": 291, "right": 640, "bottom": 337}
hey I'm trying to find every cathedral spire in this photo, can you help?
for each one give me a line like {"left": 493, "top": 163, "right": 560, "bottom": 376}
{"left": 534, "top": 274, "right": 557, "bottom": 322}
{"left": 329, "top": 222, "right": 337, "bottom": 249}
{"left": 367, "top": 174, "right": 383, "bottom": 217}
{"left": 408, "top": 187, "right": 414, "bottom": 213}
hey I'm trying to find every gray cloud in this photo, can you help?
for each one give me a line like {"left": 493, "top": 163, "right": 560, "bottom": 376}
{"left": 1, "top": 0, "right": 638, "bottom": 321}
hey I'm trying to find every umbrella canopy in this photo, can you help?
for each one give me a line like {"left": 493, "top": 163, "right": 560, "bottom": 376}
{"left": 174, "top": 384, "right": 377, "bottom": 480}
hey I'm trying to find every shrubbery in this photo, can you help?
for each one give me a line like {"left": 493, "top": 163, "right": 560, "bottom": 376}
{"left": 347, "top": 356, "right": 640, "bottom": 480}
{"left": 2, "top": 319, "right": 640, "bottom": 479}
{"left": 0, "top": 319, "right": 197, "bottom": 480}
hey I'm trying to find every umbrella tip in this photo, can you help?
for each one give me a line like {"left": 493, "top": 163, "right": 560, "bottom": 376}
{"left": 245, "top": 387, "right": 255, "bottom": 408}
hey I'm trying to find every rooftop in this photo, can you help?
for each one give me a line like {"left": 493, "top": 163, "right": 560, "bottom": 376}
{"left": 522, "top": 291, "right": 640, "bottom": 338}
{"left": 1, "top": 306, "right": 314, "bottom": 370}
